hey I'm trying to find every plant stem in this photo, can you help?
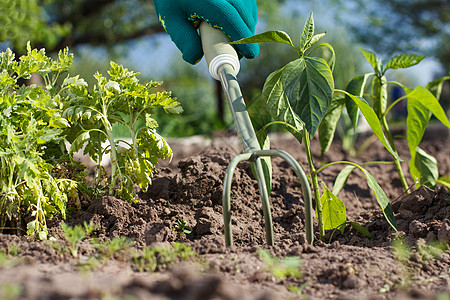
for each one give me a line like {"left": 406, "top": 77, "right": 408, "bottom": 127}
{"left": 380, "top": 116, "right": 410, "bottom": 193}
{"left": 303, "top": 129, "right": 324, "bottom": 239}
{"left": 107, "top": 132, "right": 118, "bottom": 195}
{"left": 377, "top": 76, "right": 410, "bottom": 193}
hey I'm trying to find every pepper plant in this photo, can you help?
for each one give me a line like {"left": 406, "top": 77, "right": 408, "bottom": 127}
{"left": 232, "top": 13, "right": 398, "bottom": 239}
{"left": 63, "top": 62, "right": 182, "bottom": 202}
{"left": 323, "top": 48, "right": 450, "bottom": 191}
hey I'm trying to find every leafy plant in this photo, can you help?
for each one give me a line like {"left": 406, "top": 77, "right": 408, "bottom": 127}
{"left": 257, "top": 248, "right": 302, "bottom": 280}
{"left": 0, "top": 43, "right": 79, "bottom": 239}
{"left": 63, "top": 61, "right": 182, "bottom": 202}
{"left": 329, "top": 48, "right": 450, "bottom": 191}
{"left": 232, "top": 12, "right": 397, "bottom": 239}
{"left": 61, "top": 221, "right": 96, "bottom": 258}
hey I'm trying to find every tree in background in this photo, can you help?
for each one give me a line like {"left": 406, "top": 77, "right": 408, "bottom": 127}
{"left": 0, "top": 0, "right": 69, "bottom": 52}
{"left": 1, "top": 0, "right": 164, "bottom": 52}
{"left": 330, "top": 0, "right": 449, "bottom": 73}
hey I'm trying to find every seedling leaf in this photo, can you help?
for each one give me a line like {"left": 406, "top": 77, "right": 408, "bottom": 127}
{"left": 304, "top": 33, "right": 327, "bottom": 52}
{"left": 411, "top": 147, "right": 439, "bottom": 188}
{"left": 345, "top": 76, "right": 366, "bottom": 129}
{"left": 385, "top": 53, "right": 425, "bottom": 71}
{"left": 349, "top": 222, "right": 373, "bottom": 239}
{"left": 262, "top": 66, "right": 305, "bottom": 132}
{"left": 436, "top": 176, "right": 450, "bottom": 189}
{"left": 359, "top": 47, "right": 381, "bottom": 73}
{"left": 268, "top": 57, "right": 333, "bottom": 136}
{"left": 319, "top": 95, "right": 345, "bottom": 155}
{"left": 230, "top": 31, "right": 296, "bottom": 50}
{"left": 360, "top": 168, "right": 397, "bottom": 231}
{"left": 300, "top": 12, "right": 315, "bottom": 51}
{"left": 319, "top": 185, "right": 347, "bottom": 230}
{"left": 406, "top": 86, "right": 450, "bottom": 185}
{"left": 342, "top": 91, "right": 401, "bottom": 161}
{"left": 332, "top": 165, "right": 357, "bottom": 196}
{"left": 426, "top": 76, "right": 450, "bottom": 100}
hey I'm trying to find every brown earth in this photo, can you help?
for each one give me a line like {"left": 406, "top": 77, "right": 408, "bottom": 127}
{"left": 0, "top": 128, "right": 449, "bottom": 300}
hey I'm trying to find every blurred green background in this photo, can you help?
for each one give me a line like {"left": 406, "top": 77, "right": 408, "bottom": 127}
{"left": 1, "top": 0, "right": 449, "bottom": 137}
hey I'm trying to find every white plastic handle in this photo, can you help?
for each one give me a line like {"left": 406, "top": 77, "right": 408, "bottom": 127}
{"left": 199, "top": 22, "right": 240, "bottom": 80}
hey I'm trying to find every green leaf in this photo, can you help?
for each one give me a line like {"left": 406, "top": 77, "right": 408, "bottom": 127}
{"left": 319, "top": 185, "right": 347, "bottom": 230}
{"left": 385, "top": 53, "right": 425, "bottom": 71}
{"left": 300, "top": 12, "right": 315, "bottom": 51}
{"left": 345, "top": 76, "right": 366, "bottom": 129}
{"left": 343, "top": 92, "right": 401, "bottom": 161}
{"left": 359, "top": 47, "right": 381, "bottom": 73}
{"left": 62, "top": 75, "right": 87, "bottom": 88}
{"left": 349, "top": 222, "right": 373, "bottom": 239}
{"left": 406, "top": 86, "right": 450, "bottom": 178}
{"left": 436, "top": 176, "right": 450, "bottom": 189}
{"left": 360, "top": 168, "right": 397, "bottom": 231}
{"left": 303, "top": 33, "right": 327, "bottom": 52}
{"left": 27, "top": 220, "right": 38, "bottom": 235}
{"left": 426, "top": 76, "right": 450, "bottom": 102}
{"left": 262, "top": 66, "right": 305, "bottom": 132}
{"left": 318, "top": 96, "right": 345, "bottom": 155}
{"left": 278, "top": 57, "right": 334, "bottom": 136}
{"left": 69, "top": 131, "right": 91, "bottom": 156}
{"left": 332, "top": 165, "right": 357, "bottom": 196}
{"left": 230, "top": 30, "right": 296, "bottom": 50}
{"left": 410, "top": 147, "right": 439, "bottom": 188}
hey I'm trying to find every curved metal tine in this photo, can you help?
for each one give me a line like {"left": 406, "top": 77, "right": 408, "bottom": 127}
{"left": 222, "top": 153, "right": 252, "bottom": 247}
{"left": 251, "top": 149, "right": 314, "bottom": 244}
{"left": 253, "top": 157, "right": 274, "bottom": 245}
{"left": 222, "top": 153, "right": 274, "bottom": 246}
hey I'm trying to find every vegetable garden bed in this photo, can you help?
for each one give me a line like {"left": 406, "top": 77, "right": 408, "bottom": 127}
{"left": 0, "top": 131, "right": 449, "bottom": 300}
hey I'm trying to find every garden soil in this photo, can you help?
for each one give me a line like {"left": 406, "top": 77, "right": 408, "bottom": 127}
{"left": 1, "top": 128, "right": 449, "bottom": 299}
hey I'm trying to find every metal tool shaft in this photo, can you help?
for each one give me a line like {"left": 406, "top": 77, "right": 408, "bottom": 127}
{"left": 200, "top": 22, "right": 313, "bottom": 246}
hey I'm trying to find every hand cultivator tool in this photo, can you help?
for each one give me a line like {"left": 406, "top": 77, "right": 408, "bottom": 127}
{"left": 199, "top": 23, "right": 313, "bottom": 247}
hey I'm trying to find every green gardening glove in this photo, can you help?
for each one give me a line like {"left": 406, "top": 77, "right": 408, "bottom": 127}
{"left": 154, "top": 0, "right": 260, "bottom": 64}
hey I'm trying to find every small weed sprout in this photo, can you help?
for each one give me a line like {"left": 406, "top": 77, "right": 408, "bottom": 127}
{"left": 133, "top": 242, "right": 196, "bottom": 273}
{"left": 258, "top": 249, "right": 302, "bottom": 280}
{"left": 391, "top": 237, "right": 449, "bottom": 290}
{"left": 0, "top": 251, "right": 20, "bottom": 268}
{"left": 61, "top": 221, "right": 97, "bottom": 258}
{"left": 0, "top": 282, "right": 23, "bottom": 300}
{"left": 45, "top": 238, "right": 67, "bottom": 258}
{"left": 287, "top": 282, "right": 309, "bottom": 299}
{"left": 172, "top": 219, "right": 193, "bottom": 240}
{"left": 7, "top": 244, "right": 21, "bottom": 256}
{"left": 92, "top": 236, "right": 135, "bottom": 262}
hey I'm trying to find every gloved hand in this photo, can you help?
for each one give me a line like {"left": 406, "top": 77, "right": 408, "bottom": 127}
{"left": 154, "top": 0, "right": 260, "bottom": 64}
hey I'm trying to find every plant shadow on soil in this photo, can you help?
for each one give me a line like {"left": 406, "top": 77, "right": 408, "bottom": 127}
{"left": 0, "top": 131, "right": 449, "bottom": 300}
